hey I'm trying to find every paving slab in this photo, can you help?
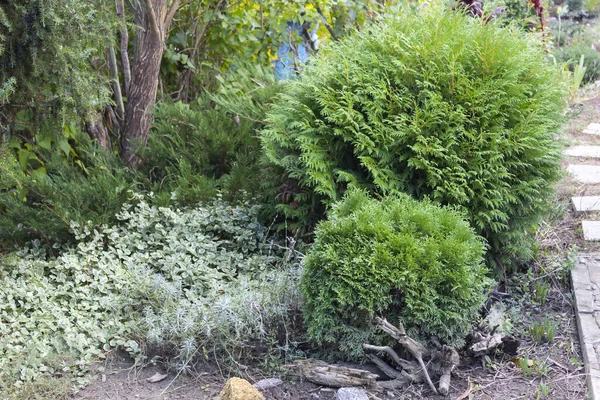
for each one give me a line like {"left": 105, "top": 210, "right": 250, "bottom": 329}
{"left": 573, "top": 196, "right": 600, "bottom": 213}
{"left": 583, "top": 221, "right": 600, "bottom": 241}
{"left": 584, "top": 123, "right": 600, "bottom": 135}
{"left": 572, "top": 254, "right": 600, "bottom": 399}
{"left": 567, "top": 165, "right": 600, "bottom": 184}
{"left": 565, "top": 146, "right": 600, "bottom": 158}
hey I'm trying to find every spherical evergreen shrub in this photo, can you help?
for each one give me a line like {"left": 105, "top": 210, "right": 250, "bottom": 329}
{"left": 301, "top": 190, "right": 492, "bottom": 360}
{"left": 262, "top": 6, "right": 567, "bottom": 266}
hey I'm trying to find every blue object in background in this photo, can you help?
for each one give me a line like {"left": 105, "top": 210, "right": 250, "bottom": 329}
{"left": 275, "top": 21, "right": 318, "bottom": 80}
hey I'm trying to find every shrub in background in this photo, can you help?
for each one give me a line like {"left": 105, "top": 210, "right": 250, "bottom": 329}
{"left": 262, "top": 5, "right": 567, "bottom": 267}
{"left": 555, "top": 43, "right": 600, "bottom": 83}
{"left": 138, "top": 99, "right": 266, "bottom": 206}
{"left": 0, "top": 142, "right": 134, "bottom": 251}
{"left": 301, "top": 190, "right": 492, "bottom": 360}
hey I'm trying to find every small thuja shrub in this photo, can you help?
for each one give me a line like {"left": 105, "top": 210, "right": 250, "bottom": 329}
{"left": 262, "top": 5, "right": 567, "bottom": 267}
{"left": 301, "top": 190, "right": 493, "bottom": 360}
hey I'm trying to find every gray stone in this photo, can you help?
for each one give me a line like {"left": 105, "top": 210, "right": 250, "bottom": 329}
{"left": 567, "top": 165, "right": 600, "bottom": 184}
{"left": 573, "top": 196, "right": 600, "bottom": 213}
{"left": 253, "top": 378, "right": 283, "bottom": 390}
{"left": 584, "top": 123, "right": 600, "bottom": 135}
{"left": 574, "top": 254, "right": 600, "bottom": 399}
{"left": 336, "top": 387, "right": 369, "bottom": 400}
{"left": 583, "top": 221, "right": 600, "bottom": 241}
{"left": 565, "top": 146, "right": 600, "bottom": 158}
{"left": 579, "top": 313, "right": 600, "bottom": 345}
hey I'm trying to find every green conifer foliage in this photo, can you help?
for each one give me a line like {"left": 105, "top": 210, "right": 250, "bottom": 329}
{"left": 301, "top": 189, "right": 492, "bottom": 360}
{"left": 0, "top": 0, "right": 113, "bottom": 135}
{"left": 262, "top": 6, "right": 567, "bottom": 266}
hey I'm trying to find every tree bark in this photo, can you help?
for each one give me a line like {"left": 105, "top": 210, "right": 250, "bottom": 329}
{"left": 86, "top": 112, "right": 109, "bottom": 150}
{"left": 119, "top": 0, "right": 180, "bottom": 166}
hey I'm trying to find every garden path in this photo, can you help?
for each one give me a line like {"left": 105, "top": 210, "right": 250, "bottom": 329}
{"left": 567, "top": 122, "right": 600, "bottom": 400}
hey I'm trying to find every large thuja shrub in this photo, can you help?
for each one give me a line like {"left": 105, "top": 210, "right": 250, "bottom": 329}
{"left": 301, "top": 190, "right": 492, "bottom": 360}
{"left": 262, "top": 5, "right": 567, "bottom": 266}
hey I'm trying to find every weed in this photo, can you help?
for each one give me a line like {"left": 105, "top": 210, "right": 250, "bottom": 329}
{"left": 519, "top": 357, "right": 533, "bottom": 377}
{"left": 519, "top": 358, "right": 549, "bottom": 378}
{"left": 530, "top": 318, "right": 558, "bottom": 344}
{"left": 533, "top": 280, "right": 551, "bottom": 305}
{"left": 536, "top": 380, "right": 551, "bottom": 398}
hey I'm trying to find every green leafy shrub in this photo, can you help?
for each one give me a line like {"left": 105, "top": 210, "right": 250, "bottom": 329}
{"left": 0, "top": 196, "right": 300, "bottom": 388}
{"left": 301, "top": 190, "right": 492, "bottom": 360}
{"left": 262, "top": 6, "right": 567, "bottom": 266}
{"left": 138, "top": 98, "right": 267, "bottom": 205}
{"left": 555, "top": 43, "right": 600, "bottom": 84}
{"left": 0, "top": 142, "right": 134, "bottom": 250}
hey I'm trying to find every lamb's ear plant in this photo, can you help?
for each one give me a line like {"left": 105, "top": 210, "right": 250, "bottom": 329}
{"left": 262, "top": 4, "right": 568, "bottom": 269}
{"left": 0, "top": 194, "right": 302, "bottom": 389}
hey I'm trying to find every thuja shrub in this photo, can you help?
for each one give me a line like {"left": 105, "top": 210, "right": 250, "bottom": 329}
{"left": 262, "top": 5, "right": 567, "bottom": 266}
{"left": 301, "top": 190, "right": 493, "bottom": 360}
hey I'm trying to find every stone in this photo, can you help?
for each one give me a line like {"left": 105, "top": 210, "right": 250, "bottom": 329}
{"left": 584, "top": 123, "right": 600, "bottom": 135}
{"left": 573, "top": 196, "right": 600, "bottom": 213}
{"left": 579, "top": 313, "right": 600, "bottom": 345}
{"left": 567, "top": 165, "right": 600, "bottom": 184}
{"left": 336, "top": 387, "right": 369, "bottom": 400}
{"left": 146, "top": 372, "right": 168, "bottom": 383}
{"left": 564, "top": 146, "right": 600, "bottom": 158}
{"left": 583, "top": 221, "right": 600, "bottom": 241}
{"left": 220, "top": 377, "right": 264, "bottom": 400}
{"left": 253, "top": 378, "right": 283, "bottom": 390}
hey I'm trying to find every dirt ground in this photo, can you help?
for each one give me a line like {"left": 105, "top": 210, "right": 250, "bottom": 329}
{"left": 73, "top": 278, "right": 587, "bottom": 400}
{"left": 71, "top": 90, "right": 600, "bottom": 400}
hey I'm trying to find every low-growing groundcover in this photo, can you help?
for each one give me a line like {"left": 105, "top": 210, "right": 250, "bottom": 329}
{"left": 0, "top": 195, "right": 301, "bottom": 392}
{"left": 262, "top": 5, "right": 567, "bottom": 267}
{"left": 301, "top": 190, "right": 493, "bottom": 360}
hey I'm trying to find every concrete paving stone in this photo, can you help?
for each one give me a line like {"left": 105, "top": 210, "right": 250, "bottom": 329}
{"left": 573, "top": 264, "right": 593, "bottom": 285}
{"left": 591, "top": 268, "right": 600, "bottom": 287}
{"left": 574, "top": 256, "right": 600, "bottom": 399}
{"left": 577, "top": 289, "right": 595, "bottom": 314}
{"left": 584, "top": 221, "right": 600, "bottom": 241}
{"left": 585, "top": 342, "right": 600, "bottom": 370}
{"left": 567, "top": 165, "right": 600, "bottom": 184}
{"left": 573, "top": 196, "right": 600, "bottom": 213}
{"left": 584, "top": 123, "right": 600, "bottom": 135}
{"left": 590, "top": 376, "right": 600, "bottom": 400}
{"left": 579, "top": 313, "right": 600, "bottom": 345}
{"left": 565, "top": 146, "right": 600, "bottom": 158}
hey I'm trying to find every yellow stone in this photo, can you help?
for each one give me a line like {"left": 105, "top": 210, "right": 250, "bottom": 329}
{"left": 219, "top": 377, "right": 264, "bottom": 400}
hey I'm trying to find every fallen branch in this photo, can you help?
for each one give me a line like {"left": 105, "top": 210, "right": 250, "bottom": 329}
{"left": 373, "top": 317, "right": 439, "bottom": 394}
{"left": 289, "top": 359, "right": 379, "bottom": 388}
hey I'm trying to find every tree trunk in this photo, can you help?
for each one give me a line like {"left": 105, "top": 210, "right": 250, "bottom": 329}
{"left": 119, "top": 0, "right": 179, "bottom": 166}
{"left": 86, "top": 112, "right": 109, "bottom": 150}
